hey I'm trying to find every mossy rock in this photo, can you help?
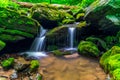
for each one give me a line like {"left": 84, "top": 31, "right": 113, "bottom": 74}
{"left": 31, "top": 4, "right": 74, "bottom": 29}
{"left": 85, "top": 0, "right": 120, "bottom": 35}
{"left": 100, "top": 46, "right": 120, "bottom": 68}
{"left": 111, "top": 69, "right": 120, "bottom": 80}
{"left": 107, "top": 54, "right": 120, "bottom": 72}
{"left": 62, "top": 19, "right": 75, "bottom": 24}
{"left": 1, "top": 58, "right": 14, "bottom": 69}
{"left": 30, "top": 60, "right": 40, "bottom": 72}
{"left": 76, "top": 13, "right": 85, "bottom": 21}
{"left": 0, "top": 40, "right": 6, "bottom": 51}
{"left": 52, "top": 50, "right": 70, "bottom": 56}
{"left": 0, "top": 7, "right": 39, "bottom": 34}
{"left": 78, "top": 41, "right": 100, "bottom": 57}
{"left": 86, "top": 36, "right": 108, "bottom": 51}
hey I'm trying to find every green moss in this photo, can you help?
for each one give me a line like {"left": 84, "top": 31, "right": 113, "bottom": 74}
{"left": 86, "top": 36, "right": 108, "bottom": 50}
{"left": 78, "top": 41, "right": 100, "bottom": 57}
{"left": 0, "top": 34, "right": 24, "bottom": 42}
{"left": 62, "top": 19, "right": 75, "bottom": 24}
{"left": 0, "top": 40, "right": 6, "bottom": 51}
{"left": 100, "top": 46, "right": 120, "bottom": 73}
{"left": 100, "top": 46, "right": 120, "bottom": 67}
{"left": 107, "top": 54, "right": 120, "bottom": 72}
{"left": 30, "top": 60, "right": 40, "bottom": 72}
{"left": 1, "top": 58, "right": 14, "bottom": 69}
{"left": 76, "top": 21, "right": 87, "bottom": 28}
{"left": 0, "top": 7, "right": 39, "bottom": 34}
{"left": 53, "top": 50, "right": 70, "bottom": 56}
{"left": 0, "top": 28, "right": 33, "bottom": 38}
{"left": 76, "top": 13, "right": 85, "bottom": 21}
{"left": 111, "top": 69, "right": 120, "bottom": 80}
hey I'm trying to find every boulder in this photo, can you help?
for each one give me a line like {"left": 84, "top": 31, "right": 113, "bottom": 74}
{"left": 78, "top": 41, "right": 100, "bottom": 57}
{"left": 31, "top": 4, "right": 75, "bottom": 29}
{"left": 111, "top": 69, "right": 120, "bottom": 80}
{"left": 85, "top": 0, "right": 120, "bottom": 35}
{"left": 46, "top": 22, "right": 88, "bottom": 51}
{"left": 0, "top": 7, "right": 39, "bottom": 52}
{"left": 14, "top": 57, "right": 30, "bottom": 71}
{"left": 100, "top": 46, "right": 120, "bottom": 72}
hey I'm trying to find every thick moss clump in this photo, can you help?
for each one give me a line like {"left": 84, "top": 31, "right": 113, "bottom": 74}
{"left": 100, "top": 46, "right": 120, "bottom": 68}
{"left": 111, "top": 69, "right": 120, "bottom": 80}
{"left": 1, "top": 58, "right": 14, "bottom": 69}
{"left": 62, "top": 19, "right": 75, "bottom": 24}
{"left": 0, "top": 7, "right": 39, "bottom": 34}
{"left": 0, "top": 40, "right": 6, "bottom": 51}
{"left": 76, "top": 13, "right": 85, "bottom": 21}
{"left": 107, "top": 54, "right": 120, "bottom": 72}
{"left": 30, "top": 60, "right": 40, "bottom": 72}
{"left": 78, "top": 41, "right": 100, "bottom": 57}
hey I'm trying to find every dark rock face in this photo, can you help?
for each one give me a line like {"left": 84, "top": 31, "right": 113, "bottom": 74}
{"left": 45, "top": 22, "right": 90, "bottom": 51}
{"left": 0, "top": 7, "right": 39, "bottom": 52}
{"left": 85, "top": 0, "right": 120, "bottom": 35}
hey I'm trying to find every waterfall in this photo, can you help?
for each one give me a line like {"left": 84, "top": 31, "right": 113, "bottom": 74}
{"left": 30, "top": 27, "right": 47, "bottom": 51}
{"left": 69, "top": 27, "right": 75, "bottom": 48}
{"left": 65, "top": 27, "right": 77, "bottom": 51}
{"left": 22, "top": 26, "right": 47, "bottom": 59}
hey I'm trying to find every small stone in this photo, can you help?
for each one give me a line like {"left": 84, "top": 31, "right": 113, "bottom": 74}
{"left": 10, "top": 70, "right": 18, "bottom": 79}
{"left": 64, "top": 53, "right": 79, "bottom": 58}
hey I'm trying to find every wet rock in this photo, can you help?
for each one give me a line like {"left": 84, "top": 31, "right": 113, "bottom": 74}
{"left": 10, "top": 70, "right": 18, "bottom": 79}
{"left": 64, "top": 53, "right": 79, "bottom": 58}
{"left": 85, "top": 0, "right": 120, "bottom": 35}
{"left": 14, "top": 57, "right": 30, "bottom": 71}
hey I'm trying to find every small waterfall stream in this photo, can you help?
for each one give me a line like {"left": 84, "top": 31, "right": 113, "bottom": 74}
{"left": 30, "top": 27, "right": 47, "bottom": 51}
{"left": 65, "top": 27, "right": 77, "bottom": 51}
{"left": 22, "top": 27, "right": 47, "bottom": 58}
{"left": 69, "top": 27, "right": 75, "bottom": 48}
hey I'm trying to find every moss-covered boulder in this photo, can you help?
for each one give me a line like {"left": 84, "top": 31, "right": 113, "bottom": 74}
{"left": 107, "top": 54, "right": 120, "bottom": 72}
{"left": 85, "top": 0, "right": 120, "bottom": 35}
{"left": 100, "top": 46, "right": 120, "bottom": 67}
{"left": 0, "top": 40, "right": 6, "bottom": 51}
{"left": 100, "top": 46, "right": 120, "bottom": 74}
{"left": 78, "top": 41, "right": 100, "bottom": 57}
{"left": 0, "top": 7, "right": 39, "bottom": 52}
{"left": 111, "top": 69, "right": 120, "bottom": 80}
{"left": 31, "top": 4, "right": 75, "bottom": 29}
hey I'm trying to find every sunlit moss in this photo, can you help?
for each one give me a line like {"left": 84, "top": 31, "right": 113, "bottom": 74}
{"left": 78, "top": 41, "right": 100, "bottom": 57}
{"left": 0, "top": 40, "right": 6, "bottom": 51}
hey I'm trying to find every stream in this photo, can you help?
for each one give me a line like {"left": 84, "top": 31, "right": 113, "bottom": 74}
{"left": 39, "top": 53, "right": 107, "bottom": 80}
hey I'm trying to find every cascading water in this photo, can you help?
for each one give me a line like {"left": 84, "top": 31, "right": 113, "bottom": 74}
{"left": 30, "top": 27, "right": 47, "bottom": 51}
{"left": 65, "top": 27, "right": 77, "bottom": 51}
{"left": 69, "top": 27, "right": 75, "bottom": 48}
{"left": 22, "top": 26, "right": 47, "bottom": 58}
